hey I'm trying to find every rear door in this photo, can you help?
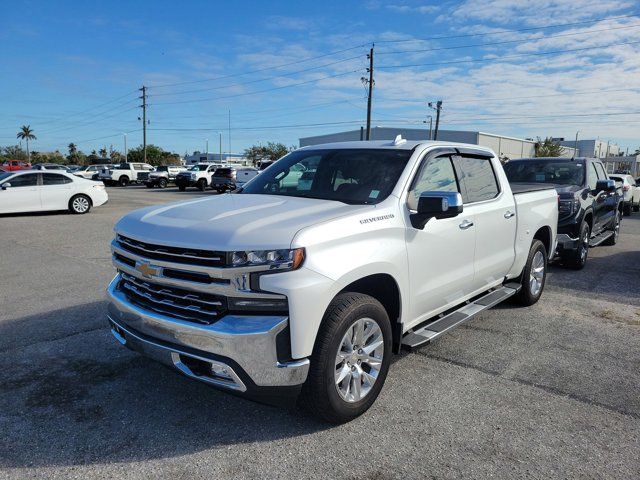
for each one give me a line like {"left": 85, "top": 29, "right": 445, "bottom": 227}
{"left": 0, "top": 172, "right": 41, "bottom": 213}
{"left": 453, "top": 153, "right": 517, "bottom": 292}
{"left": 40, "top": 173, "right": 74, "bottom": 210}
{"left": 593, "top": 162, "right": 615, "bottom": 231}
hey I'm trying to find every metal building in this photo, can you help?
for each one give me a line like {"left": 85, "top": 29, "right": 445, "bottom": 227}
{"left": 299, "top": 127, "right": 537, "bottom": 160}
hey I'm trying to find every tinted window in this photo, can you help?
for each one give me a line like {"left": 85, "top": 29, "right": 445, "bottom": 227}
{"left": 7, "top": 173, "right": 38, "bottom": 187}
{"left": 594, "top": 162, "right": 607, "bottom": 179}
{"left": 456, "top": 156, "right": 499, "bottom": 203}
{"left": 587, "top": 164, "right": 598, "bottom": 190}
{"left": 504, "top": 160, "right": 585, "bottom": 186}
{"left": 156, "top": 166, "right": 168, "bottom": 172}
{"left": 43, "top": 173, "right": 72, "bottom": 185}
{"left": 408, "top": 155, "right": 458, "bottom": 210}
{"left": 214, "top": 168, "right": 233, "bottom": 175}
{"left": 242, "top": 149, "right": 411, "bottom": 204}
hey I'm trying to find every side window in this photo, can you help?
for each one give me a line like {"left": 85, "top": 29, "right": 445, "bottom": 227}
{"left": 587, "top": 164, "right": 598, "bottom": 190}
{"left": 7, "top": 173, "right": 38, "bottom": 187}
{"left": 408, "top": 155, "right": 458, "bottom": 210}
{"left": 43, "top": 173, "right": 72, "bottom": 185}
{"left": 133, "top": 164, "right": 143, "bottom": 170}
{"left": 595, "top": 163, "right": 607, "bottom": 179}
{"left": 455, "top": 156, "right": 499, "bottom": 203}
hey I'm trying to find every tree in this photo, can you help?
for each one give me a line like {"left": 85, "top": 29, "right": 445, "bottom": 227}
{"left": 0, "top": 145, "right": 28, "bottom": 162}
{"left": 243, "top": 142, "right": 293, "bottom": 166}
{"left": 534, "top": 137, "right": 564, "bottom": 157}
{"left": 98, "top": 147, "right": 108, "bottom": 158}
{"left": 16, "top": 125, "right": 36, "bottom": 161}
{"left": 68, "top": 143, "right": 77, "bottom": 156}
{"left": 126, "top": 144, "right": 180, "bottom": 165}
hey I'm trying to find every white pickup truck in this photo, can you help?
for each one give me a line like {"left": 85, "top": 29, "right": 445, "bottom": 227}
{"left": 107, "top": 139, "right": 558, "bottom": 423}
{"left": 98, "top": 162, "right": 155, "bottom": 186}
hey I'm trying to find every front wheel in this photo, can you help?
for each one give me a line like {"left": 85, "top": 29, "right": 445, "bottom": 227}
{"left": 514, "top": 239, "right": 547, "bottom": 306}
{"left": 158, "top": 178, "right": 168, "bottom": 188}
{"left": 197, "top": 179, "right": 207, "bottom": 191}
{"left": 118, "top": 176, "right": 130, "bottom": 187}
{"left": 623, "top": 203, "right": 632, "bottom": 216}
{"left": 301, "top": 293, "right": 392, "bottom": 424}
{"left": 69, "top": 194, "right": 91, "bottom": 214}
{"left": 178, "top": 185, "right": 186, "bottom": 192}
{"left": 563, "top": 221, "right": 590, "bottom": 269}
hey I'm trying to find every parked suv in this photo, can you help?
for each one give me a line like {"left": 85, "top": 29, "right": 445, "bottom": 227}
{"left": 608, "top": 174, "right": 639, "bottom": 215}
{"left": 145, "top": 165, "right": 187, "bottom": 188}
{"left": 504, "top": 157, "right": 623, "bottom": 269}
{"left": 211, "top": 166, "right": 259, "bottom": 192}
{"left": 175, "top": 163, "right": 221, "bottom": 191}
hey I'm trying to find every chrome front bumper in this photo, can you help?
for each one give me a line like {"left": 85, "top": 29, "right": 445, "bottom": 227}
{"left": 107, "top": 276, "right": 309, "bottom": 392}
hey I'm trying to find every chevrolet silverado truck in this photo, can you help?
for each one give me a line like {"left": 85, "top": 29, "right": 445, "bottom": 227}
{"left": 145, "top": 165, "right": 187, "bottom": 189}
{"left": 175, "top": 163, "right": 222, "bottom": 191}
{"left": 504, "top": 157, "right": 622, "bottom": 269}
{"left": 107, "top": 139, "right": 558, "bottom": 423}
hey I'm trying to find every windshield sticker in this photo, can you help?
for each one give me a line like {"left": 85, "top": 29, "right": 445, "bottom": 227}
{"left": 369, "top": 190, "right": 380, "bottom": 199}
{"left": 360, "top": 214, "right": 395, "bottom": 225}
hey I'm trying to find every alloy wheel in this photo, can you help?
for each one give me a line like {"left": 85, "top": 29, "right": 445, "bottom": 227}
{"left": 334, "top": 317, "right": 384, "bottom": 403}
{"left": 529, "top": 250, "right": 545, "bottom": 296}
{"left": 72, "top": 196, "right": 89, "bottom": 213}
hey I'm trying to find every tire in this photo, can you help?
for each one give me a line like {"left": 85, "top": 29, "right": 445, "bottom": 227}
{"left": 603, "top": 210, "right": 621, "bottom": 246}
{"left": 145, "top": 183, "right": 153, "bottom": 189}
{"left": 633, "top": 200, "right": 640, "bottom": 212}
{"left": 197, "top": 179, "right": 207, "bottom": 191}
{"left": 158, "top": 178, "right": 168, "bottom": 189}
{"left": 178, "top": 185, "right": 186, "bottom": 192}
{"left": 215, "top": 188, "right": 222, "bottom": 193}
{"left": 68, "top": 194, "right": 91, "bottom": 214}
{"left": 563, "top": 221, "right": 590, "bottom": 269}
{"left": 301, "top": 293, "right": 392, "bottom": 424}
{"left": 118, "top": 176, "right": 130, "bottom": 187}
{"left": 514, "top": 240, "right": 547, "bottom": 306}
{"left": 623, "top": 203, "right": 632, "bottom": 216}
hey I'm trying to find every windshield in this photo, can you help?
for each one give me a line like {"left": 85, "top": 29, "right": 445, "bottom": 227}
{"left": 193, "top": 165, "right": 209, "bottom": 171}
{"left": 504, "top": 160, "right": 585, "bottom": 186}
{"left": 156, "top": 166, "right": 168, "bottom": 172}
{"left": 241, "top": 148, "right": 412, "bottom": 204}
{"left": 0, "top": 172, "right": 13, "bottom": 183}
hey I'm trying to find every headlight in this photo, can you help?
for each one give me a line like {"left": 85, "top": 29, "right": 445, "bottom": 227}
{"left": 190, "top": 173, "right": 197, "bottom": 179}
{"left": 230, "top": 248, "right": 305, "bottom": 269}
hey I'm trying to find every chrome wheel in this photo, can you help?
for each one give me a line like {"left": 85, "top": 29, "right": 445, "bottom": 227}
{"left": 334, "top": 317, "right": 384, "bottom": 403}
{"left": 529, "top": 250, "right": 545, "bottom": 296}
{"left": 613, "top": 213, "right": 620, "bottom": 240}
{"left": 579, "top": 227, "right": 589, "bottom": 263}
{"left": 72, "top": 196, "right": 90, "bottom": 213}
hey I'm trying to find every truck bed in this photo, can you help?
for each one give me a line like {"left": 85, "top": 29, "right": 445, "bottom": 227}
{"left": 510, "top": 182, "right": 557, "bottom": 194}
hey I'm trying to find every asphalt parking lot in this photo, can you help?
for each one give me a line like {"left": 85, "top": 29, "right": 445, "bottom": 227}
{"left": 1, "top": 186, "right": 639, "bottom": 479}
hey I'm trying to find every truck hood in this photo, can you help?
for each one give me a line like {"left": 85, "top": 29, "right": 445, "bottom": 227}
{"left": 115, "top": 194, "right": 372, "bottom": 251}
{"left": 554, "top": 184, "right": 584, "bottom": 198}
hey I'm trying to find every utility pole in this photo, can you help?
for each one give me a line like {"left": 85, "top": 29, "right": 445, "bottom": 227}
{"left": 140, "top": 86, "right": 147, "bottom": 163}
{"left": 423, "top": 115, "right": 433, "bottom": 140}
{"left": 363, "top": 45, "right": 375, "bottom": 141}
{"left": 123, "top": 133, "right": 128, "bottom": 162}
{"left": 206, "top": 139, "right": 209, "bottom": 155}
{"left": 573, "top": 130, "right": 580, "bottom": 158}
{"left": 228, "top": 109, "right": 231, "bottom": 154}
{"left": 219, "top": 132, "right": 222, "bottom": 160}
{"left": 428, "top": 100, "right": 442, "bottom": 140}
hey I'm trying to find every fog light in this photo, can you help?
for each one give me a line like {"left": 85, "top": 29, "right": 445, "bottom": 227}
{"left": 211, "top": 363, "right": 232, "bottom": 380}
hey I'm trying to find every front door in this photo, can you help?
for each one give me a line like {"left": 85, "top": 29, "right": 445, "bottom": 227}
{"left": 404, "top": 152, "right": 476, "bottom": 327}
{"left": 0, "top": 173, "right": 41, "bottom": 213}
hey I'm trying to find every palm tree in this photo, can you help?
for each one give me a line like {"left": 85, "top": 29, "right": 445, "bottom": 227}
{"left": 68, "top": 143, "right": 77, "bottom": 156}
{"left": 16, "top": 125, "right": 36, "bottom": 161}
{"left": 98, "top": 147, "right": 108, "bottom": 158}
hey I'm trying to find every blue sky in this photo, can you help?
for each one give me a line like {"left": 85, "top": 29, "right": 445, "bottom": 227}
{"left": 1, "top": 0, "right": 639, "bottom": 156}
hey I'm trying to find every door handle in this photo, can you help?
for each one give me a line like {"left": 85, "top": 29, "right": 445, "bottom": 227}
{"left": 459, "top": 219, "right": 474, "bottom": 230}
{"left": 504, "top": 211, "right": 516, "bottom": 219}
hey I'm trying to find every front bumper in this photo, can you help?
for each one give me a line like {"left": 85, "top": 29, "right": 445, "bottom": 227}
{"left": 106, "top": 275, "right": 309, "bottom": 397}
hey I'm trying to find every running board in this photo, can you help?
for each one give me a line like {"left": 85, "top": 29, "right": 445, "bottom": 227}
{"left": 401, "top": 284, "right": 520, "bottom": 351}
{"left": 589, "top": 230, "right": 613, "bottom": 247}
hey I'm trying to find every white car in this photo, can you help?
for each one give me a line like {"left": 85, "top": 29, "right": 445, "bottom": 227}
{"left": 0, "top": 170, "right": 108, "bottom": 214}
{"left": 106, "top": 139, "right": 559, "bottom": 423}
{"left": 73, "top": 164, "right": 110, "bottom": 180}
{"left": 609, "top": 174, "right": 640, "bottom": 215}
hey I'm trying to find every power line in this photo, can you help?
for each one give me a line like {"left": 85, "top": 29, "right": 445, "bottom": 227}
{"left": 150, "top": 69, "right": 364, "bottom": 106}
{"left": 376, "top": 23, "right": 640, "bottom": 55}
{"left": 377, "top": 39, "right": 640, "bottom": 69}
{"left": 375, "top": 13, "right": 640, "bottom": 44}
{"left": 37, "top": 104, "right": 139, "bottom": 136}
{"left": 149, "top": 44, "right": 369, "bottom": 88}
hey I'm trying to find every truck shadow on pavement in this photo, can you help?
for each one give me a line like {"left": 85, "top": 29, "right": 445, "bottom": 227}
{"left": 0, "top": 302, "right": 329, "bottom": 469}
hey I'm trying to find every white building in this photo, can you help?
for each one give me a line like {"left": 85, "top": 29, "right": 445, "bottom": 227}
{"left": 299, "top": 127, "right": 538, "bottom": 160}
{"left": 184, "top": 152, "right": 248, "bottom": 165}
{"left": 554, "top": 139, "right": 620, "bottom": 158}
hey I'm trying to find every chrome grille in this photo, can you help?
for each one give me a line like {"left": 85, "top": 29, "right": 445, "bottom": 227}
{"left": 117, "top": 234, "right": 226, "bottom": 267}
{"left": 119, "top": 272, "right": 226, "bottom": 324}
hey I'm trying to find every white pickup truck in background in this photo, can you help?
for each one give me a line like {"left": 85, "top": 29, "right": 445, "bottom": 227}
{"left": 98, "top": 162, "right": 155, "bottom": 186}
{"left": 107, "top": 139, "right": 558, "bottom": 423}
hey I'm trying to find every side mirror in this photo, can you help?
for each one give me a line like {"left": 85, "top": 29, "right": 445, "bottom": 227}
{"left": 411, "top": 191, "right": 463, "bottom": 229}
{"left": 1, "top": 182, "right": 11, "bottom": 190}
{"left": 595, "top": 179, "right": 615, "bottom": 193}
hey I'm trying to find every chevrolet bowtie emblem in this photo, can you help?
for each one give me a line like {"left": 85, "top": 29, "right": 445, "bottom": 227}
{"left": 135, "top": 261, "right": 161, "bottom": 278}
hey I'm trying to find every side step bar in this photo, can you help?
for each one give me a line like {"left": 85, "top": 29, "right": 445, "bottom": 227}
{"left": 589, "top": 230, "right": 614, "bottom": 247}
{"left": 401, "top": 283, "right": 521, "bottom": 351}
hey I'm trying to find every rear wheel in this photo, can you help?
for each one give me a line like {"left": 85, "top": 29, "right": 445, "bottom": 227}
{"left": 301, "top": 293, "right": 392, "bottom": 424}
{"left": 603, "top": 210, "right": 621, "bottom": 246}
{"left": 563, "top": 221, "right": 589, "bottom": 269}
{"left": 158, "top": 178, "right": 168, "bottom": 188}
{"left": 118, "top": 176, "right": 129, "bottom": 187}
{"left": 633, "top": 200, "right": 639, "bottom": 212}
{"left": 515, "top": 240, "right": 547, "bottom": 306}
{"left": 69, "top": 194, "right": 91, "bottom": 214}
{"left": 197, "top": 179, "right": 207, "bottom": 191}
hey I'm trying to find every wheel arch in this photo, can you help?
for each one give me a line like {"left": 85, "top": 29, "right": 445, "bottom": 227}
{"left": 533, "top": 225, "right": 552, "bottom": 255}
